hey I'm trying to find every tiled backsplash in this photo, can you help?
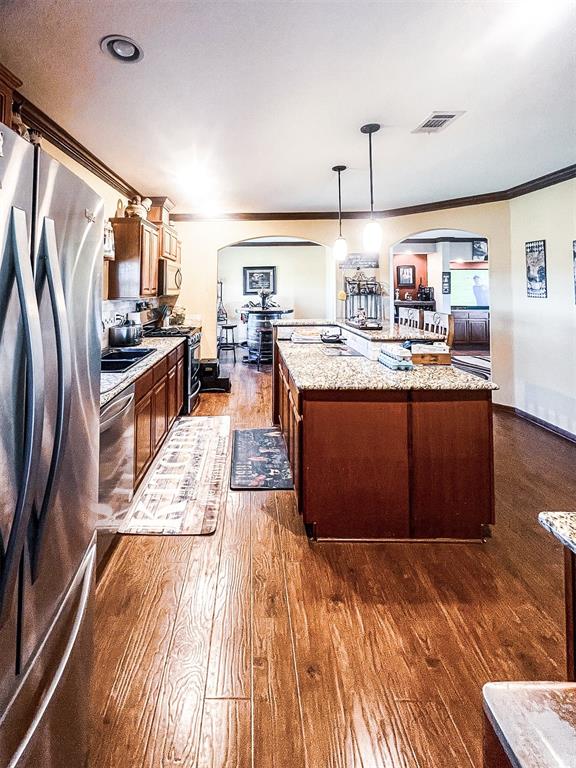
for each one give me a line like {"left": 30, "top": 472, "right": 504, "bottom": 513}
{"left": 101, "top": 299, "right": 159, "bottom": 347}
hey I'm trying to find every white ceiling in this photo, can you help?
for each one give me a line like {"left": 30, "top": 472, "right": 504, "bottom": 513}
{"left": 1, "top": 0, "right": 575, "bottom": 213}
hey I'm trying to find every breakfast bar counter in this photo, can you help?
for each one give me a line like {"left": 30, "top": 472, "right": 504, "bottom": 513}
{"left": 272, "top": 336, "right": 497, "bottom": 541}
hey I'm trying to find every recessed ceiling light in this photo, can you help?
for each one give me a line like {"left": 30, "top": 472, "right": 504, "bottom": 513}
{"left": 100, "top": 35, "right": 143, "bottom": 63}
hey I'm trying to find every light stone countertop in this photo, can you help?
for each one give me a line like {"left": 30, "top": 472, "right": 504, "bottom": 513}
{"left": 276, "top": 340, "right": 498, "bottom": 392}
{"left": 272, "top": 318, "right": 444, "bottom": 342}
{"left": 539, "top": 511, "right": 576, "bottom": 555}
{"left": 100, "top": 337, "right": 186, "bottom": 407}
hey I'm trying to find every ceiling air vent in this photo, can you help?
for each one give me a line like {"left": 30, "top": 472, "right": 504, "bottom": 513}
{"left": 412, "top": 111, "right": 465, "bottom": 134}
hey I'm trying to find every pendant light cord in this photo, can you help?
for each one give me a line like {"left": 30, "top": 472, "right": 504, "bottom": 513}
{"left": 368, "top": 131, "right": 374, "bottom": 214}
{"left": 337, "top": 170, "right": 343, "bottom": 236}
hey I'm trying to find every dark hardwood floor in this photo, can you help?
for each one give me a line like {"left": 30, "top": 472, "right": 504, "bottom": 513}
{"left": 92, "top": 357, "right": 574, "bottom": 767}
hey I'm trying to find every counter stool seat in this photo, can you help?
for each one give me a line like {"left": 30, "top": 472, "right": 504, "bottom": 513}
{"left": 219, "top": 323, "right": 237, "bottom": 363}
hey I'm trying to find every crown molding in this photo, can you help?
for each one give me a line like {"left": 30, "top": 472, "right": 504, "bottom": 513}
{"left": 171, "top": 164, "right": 576, "bottom": 222}
{"left": 16, "top": 93, "right": 140, "bottom": 200}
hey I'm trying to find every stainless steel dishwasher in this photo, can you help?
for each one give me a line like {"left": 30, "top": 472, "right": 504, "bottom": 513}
{"left": 97, "top": 384, "right": 135, "bottom": 565}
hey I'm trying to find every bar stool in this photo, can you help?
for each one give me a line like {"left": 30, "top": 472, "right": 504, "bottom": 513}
{"left": 255, "top": 328, "right": 273, "bottom": 371}
{"left": 218, "top": 323, "right": 237, "bottom": 362}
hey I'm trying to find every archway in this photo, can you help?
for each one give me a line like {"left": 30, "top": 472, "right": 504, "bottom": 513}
{"left": 215, "top": 235, "right": 335, "bottom": 365}
{"left": 389, "top": 227, "right": 492, "bottom": 373}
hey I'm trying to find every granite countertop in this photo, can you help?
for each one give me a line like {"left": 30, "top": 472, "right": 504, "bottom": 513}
{"left": 237, "top": 307, "right": 294, "bottom": 314}
{"left": 276, "top": 340, "right": 498, "bottom": 391}
{"left": 539, "top": 511, "right": 576, "bottom": 555}
{"left": 100, "top": 337, "right": 186, "bottom": 407}
{"left": 272, "top": 318, "right": 444, "bottom": 342}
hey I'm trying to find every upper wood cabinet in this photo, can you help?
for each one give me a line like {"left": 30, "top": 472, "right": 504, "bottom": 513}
{"left": 147, "top": 196, "right": 181, "bottom": 263}
{"left": 0, "top": 63, "right": 22, "bottom": 126}
{"left": 108, "top": 217, "right": 160, "bottom": 298}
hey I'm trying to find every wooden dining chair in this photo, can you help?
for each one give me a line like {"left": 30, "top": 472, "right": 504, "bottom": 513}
{"left": 422, "top": 310, "right": 454, "bottom": 346}
{"left": 398, "top": 307, "right": 421, "bottom": 329}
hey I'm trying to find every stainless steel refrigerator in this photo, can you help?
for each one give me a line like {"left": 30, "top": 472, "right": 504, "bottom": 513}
{"left": 0, "top": 122, "right": 103, "bottom": 767}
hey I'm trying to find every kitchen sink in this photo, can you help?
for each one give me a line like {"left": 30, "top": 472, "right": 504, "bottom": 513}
{"left": 101, "top": 347, "right": 156, "bottom": 372}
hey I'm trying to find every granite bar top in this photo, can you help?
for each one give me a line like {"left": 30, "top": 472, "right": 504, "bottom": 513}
{"left": 539, "top": 511, "right": 576, "bottom": 555}
{"left": 276, "top": 340, "right": 498, "bottom": 391}
{"left": 272, "top": 318, "right": 444, "bottom": 342}
{"left": 100, "top": 337, "right": 186, "bottom": 407}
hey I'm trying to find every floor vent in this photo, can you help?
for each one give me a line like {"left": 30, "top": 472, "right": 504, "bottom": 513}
{"left": 412, "top": 111, "right": 465, "bottom": 134}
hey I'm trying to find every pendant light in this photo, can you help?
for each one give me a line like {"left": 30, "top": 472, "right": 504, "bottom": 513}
{"left": 332, "top": 165, "right": 348, "bottom": 261}
{"left": 361, "top": 123, "right": 383, "bottom": 253}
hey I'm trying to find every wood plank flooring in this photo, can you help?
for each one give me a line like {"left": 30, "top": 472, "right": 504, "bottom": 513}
{"left": 92, "top": 357, "right": 575, "bottom": 767}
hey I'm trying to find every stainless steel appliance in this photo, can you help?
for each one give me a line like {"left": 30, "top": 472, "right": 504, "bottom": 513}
{"left": 159, "top": 259, "right": 182, "bottom": 296}
{"left": 0, "top": 122, "right": 102, "bottom": 767}
{"left": 108, "top": 321, "right": 142, "bottom": 347}
{"left": 97, "top": 385, "right": 135, "bottom": 565}
{"left": 143, "top": 323, "right": 201, "bottom": 413}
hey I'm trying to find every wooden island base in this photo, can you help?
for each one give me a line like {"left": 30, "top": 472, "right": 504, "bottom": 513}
{"left": 273, "top": 342, "right": 495, "bottom": 540}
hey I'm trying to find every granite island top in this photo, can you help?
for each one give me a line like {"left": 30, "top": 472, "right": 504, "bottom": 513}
{"left": 539, "top": 511, "right": 576, "bottom": 555}
{"left": 273, "top": 318, "right": 444, "bottom": 342}
{"left": 276, "top": 340, "right": 498, "bottom": 392}
{"left": 100, "top": 337, "right": 185, "bottom": 407}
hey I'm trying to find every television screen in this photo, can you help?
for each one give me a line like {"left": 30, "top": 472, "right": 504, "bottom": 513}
{"left": 450, "top": 269, "right": 489, "bottom": 307}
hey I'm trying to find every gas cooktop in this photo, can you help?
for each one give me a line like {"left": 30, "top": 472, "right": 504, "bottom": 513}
{"left": 144, "top": 326, "right": 201, "bottom": 339}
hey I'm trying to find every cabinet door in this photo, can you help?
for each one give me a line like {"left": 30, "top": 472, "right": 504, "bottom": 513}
{"left": 469, "top": 318, "right": 489, "bottom": 344}
{"left": 453, "top": 318, "right": 469, "bottom": 345}
{"left": 134, "top": 392, "right": 153, "bottom": 486}
{"left": 152, "top": 377, "right": 168, "bottom": 449}
{"left": 176, "top": 357, "right": 185, "bottom": 413}
{"left": 141, "top": 226, "right": 153, "bottom": 295}
{"left": 176, "top": 239, "right": 182, "bottom": 264}
{"left": 148, "top": 229, "right": 159, "bottom": 294}
{"left": 167, "top": 365, "right": 178, "bottom": 428}
{"left": 169, "top": 231, "right": 178, "bottom": 261}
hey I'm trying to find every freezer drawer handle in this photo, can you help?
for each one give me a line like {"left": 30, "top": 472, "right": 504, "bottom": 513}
{"left": 2, "top": 544, "right": 95, "bottom": 768}
{"left": 0, "top": 209, "right": 45, "bottom": 627}
{"left": 28, "top": 218, "right": 73, "bottom": 582}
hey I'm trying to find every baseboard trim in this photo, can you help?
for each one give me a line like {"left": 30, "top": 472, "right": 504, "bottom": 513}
{"left": 493, "top": 403, "right": 576, "bottom": 444}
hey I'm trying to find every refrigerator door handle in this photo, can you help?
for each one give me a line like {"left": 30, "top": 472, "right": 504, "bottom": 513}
{"left": 0, "top": 208, "right": 45, "bottom": 626}
{"left": 28, "top": 217, "right": 72, "bottom": 581}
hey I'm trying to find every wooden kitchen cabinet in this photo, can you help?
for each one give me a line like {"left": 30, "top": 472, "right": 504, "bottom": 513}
{"left": 108, "top": 217, "right": 160, "bottom": 298}
{"left": 133, "top": 341, "right": 186, "bottom": 489}
{"left": 147, "top": 196, "right": 181, "bottom": 263}
{"left": 452, "top": 309, "right": 490, "bottom": 347}
{"left": 134, "top": 391, "right": 153, "bottom": 487}
{"left": 0, "top": 63, "right": 21, "bottom": 126}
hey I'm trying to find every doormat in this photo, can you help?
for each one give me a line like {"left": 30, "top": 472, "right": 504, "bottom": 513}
{"left": 119, "top": 416, "right": 230, "bottom": 535}
{"left": 230, "top": 428, "right": 294, "bottom": 490}
{"left": 452, "top": 355, "right": 492, "bottom": 380}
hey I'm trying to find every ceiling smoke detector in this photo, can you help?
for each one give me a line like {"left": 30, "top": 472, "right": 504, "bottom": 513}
{"left": 100, "top": 35, "right": 144, "bottom": 63}
{"left": 412, "top": 111, "right": 465, "bottom": 134}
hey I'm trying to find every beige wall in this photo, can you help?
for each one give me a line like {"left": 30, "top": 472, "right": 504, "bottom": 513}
{"left": 509, "top": 180, "right": 576, "bottom": 432}
{"left": 218, "top": 244, "right": 329, "bottom": 343}
{"left": 176, "top": 201, "right": 513, "bottom": 404}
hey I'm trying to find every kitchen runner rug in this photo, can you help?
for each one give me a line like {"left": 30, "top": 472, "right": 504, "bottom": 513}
{"left": 230, "top": 427, "right": 294, "bottom": 490}
{"left": 119, "top": 416, "right": 230, "bottom": 536}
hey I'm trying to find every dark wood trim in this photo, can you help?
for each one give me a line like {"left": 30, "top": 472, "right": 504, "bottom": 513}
{"left": 172, "top": 165, "right": 576, "bottom": 222}
{"left": 0, "top": 62, "right": 22, "bottom": 90}
{"left": 228, "top": 240, "right": 320, "bottom": 247}
{"left": 564, "top": 549, "right": 576, "bottom": 682}
{"left": 16, "top": 93, "right": 140, "bottom": 200}
{"left": 493, "top": 403, "right": 576, "bottom": 444}
{"left": 401, "top": 236, "right": 488, "bottom": 244}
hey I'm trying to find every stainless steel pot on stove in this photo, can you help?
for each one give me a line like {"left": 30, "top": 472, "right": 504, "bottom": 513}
{"left": 109, "top": 321, "right": 142, "bottom": 347}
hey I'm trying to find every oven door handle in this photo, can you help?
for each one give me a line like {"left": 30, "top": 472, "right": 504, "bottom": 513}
{"left": 190, "top": 379, "right": 201, "bottom": 398}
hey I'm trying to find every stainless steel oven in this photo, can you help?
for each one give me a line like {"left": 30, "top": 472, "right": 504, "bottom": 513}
{"left": 159, "top": 259, "right": 182, "bottom": 296}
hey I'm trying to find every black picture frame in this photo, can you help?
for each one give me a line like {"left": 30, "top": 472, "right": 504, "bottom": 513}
{"left": 442, "top": 272, "right": 451, "bottom": 295}
{"left": 472, "top": 240, "right": 488, "bottom": 261}
{"left": 396, "top": 265, "right": 416, "bottom": 288}
{"left": 243, "top": 266, "right": 277, "bottom": 295}
{"left": 525, "top": 240, "right": 547, "bottom": 298}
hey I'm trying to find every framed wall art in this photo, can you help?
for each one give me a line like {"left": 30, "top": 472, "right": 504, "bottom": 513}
{"left": 243, "top": 266, "right": 277, "bottom": 295}
{"left": 396, "top": 264, "right": 416, "bottom": 288}
{"left": 525, "top": 240, "right": 547, "bottom": 298}
{"left": 472, "top": 240, "right": 488, "bottom": 261}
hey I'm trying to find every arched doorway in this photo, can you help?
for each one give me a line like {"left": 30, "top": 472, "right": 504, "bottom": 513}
{"left": 216, "top": 235, "right": 334, "bottom": 366}
{"left": 389, "top": 227, "right": 491, "bottom": 376}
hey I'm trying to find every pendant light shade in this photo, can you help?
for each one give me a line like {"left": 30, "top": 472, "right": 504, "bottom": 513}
{"left": 332, "top": 165, "right": 348, "bottom": 261}
{"left": 360, "top": 123, "right": 382, "bottom": 253}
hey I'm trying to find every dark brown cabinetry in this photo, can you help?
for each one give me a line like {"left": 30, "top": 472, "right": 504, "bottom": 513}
{"left": 133, "top": 342, "right": 186, "bottom": 488}
{"left": 273, "top": 342, "right": 494, "bottom": 540}
{"left": 108, "top": 217, "right": 160, "bottom": 298}
{"left": 147, "top": 196, "right": 182, "bottom": 263}
{"left": 452, "top": 309, "right": 490, "bottom": 347}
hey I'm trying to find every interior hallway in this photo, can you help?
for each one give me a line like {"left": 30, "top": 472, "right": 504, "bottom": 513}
{"left": 92, "top": 360, "right": 575, "bottom": 767}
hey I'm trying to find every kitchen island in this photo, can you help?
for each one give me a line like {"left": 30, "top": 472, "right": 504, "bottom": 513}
{"left": 272, "top": 333, "right": 497, "bottom": 541}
